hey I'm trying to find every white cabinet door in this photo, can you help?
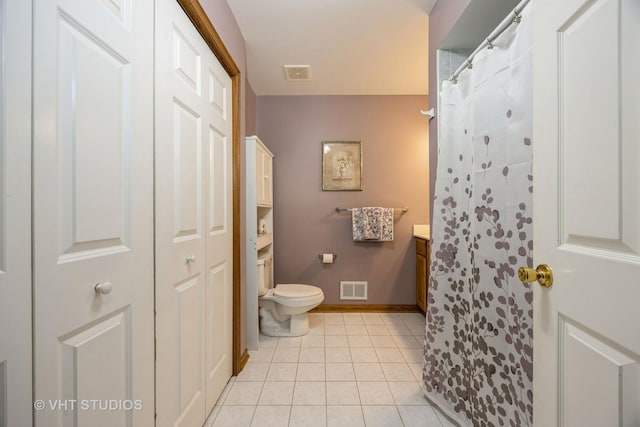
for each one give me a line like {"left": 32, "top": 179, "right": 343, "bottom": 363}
{"left": 0, "top": 1, "right": 32, "bottom": 425}
{"left": 32, "top": 0, "right": 155, "bottom": 425}
{"left": 256, "top": 144, "right": 266, "bottom": 206}
{"left": 256, "top": 143, "right": 273, "bottom": 207}
{"left": 155, "top": 0, "right": 234, "bottom": 424}
{"left": 533, "top": 1, "right": 640, "bottom": 426}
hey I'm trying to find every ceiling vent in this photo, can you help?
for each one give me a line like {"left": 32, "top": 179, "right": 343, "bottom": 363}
{"left": 284, "top": 65, "right": 311, "bottom": 81}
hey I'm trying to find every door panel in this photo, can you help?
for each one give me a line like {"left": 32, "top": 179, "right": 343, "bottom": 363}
{"left": 61, "top": 309, "right": 131, "bottom": 426}
{"left": 560, "top": 319, "right": 639, "bottom": 427}
{"left": 176, "top": 276, "right": 204, "bottom": 412}
{"left": 33, "top": 0, "right": 154, "bottom": 425}
{"left": 209, "top": 129, "right": 227, "bottom": 234}
{"left": 559, "top": 0, "right": 639, "bottom": 255}
{"left": 173, "top": 101, "right": 203, "bottom": 240}
{"left": 533, "top": 0, "right": 640, "bottom": 426}
{"left": 58, "top": 14, "right": 130, "bottom": 259}
{"left": 155, "top": 0, "right": 233, "bottom": 424}
{"left": 0, "top": 0, "right": 33, "bottom": 425}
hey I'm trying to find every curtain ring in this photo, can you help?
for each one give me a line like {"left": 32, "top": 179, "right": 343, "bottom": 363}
{"left": 486, "top": 39, "right": 494, "bottom": 50}
{"left": 513, "top": 9, "right": 522, "bottom": 23}
{"left": 466, "top": 58, "right": 473, "bottom": 70}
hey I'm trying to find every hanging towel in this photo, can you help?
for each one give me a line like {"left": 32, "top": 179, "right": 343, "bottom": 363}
{"left": 352, "top": 207, "right": 394, "bottom": 241}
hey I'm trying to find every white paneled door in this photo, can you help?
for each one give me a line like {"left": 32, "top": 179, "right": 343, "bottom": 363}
{"left": 533, "top": 0, "right": 640, "bottom": 426}
{"left": 155, "top": 0, "right": 234, "bottom": 425}
{"left": 32, "top": 0, "right": 155, "bottom": 425}
{"left": 0, "top": 0, "right": 32, "bottom": 426}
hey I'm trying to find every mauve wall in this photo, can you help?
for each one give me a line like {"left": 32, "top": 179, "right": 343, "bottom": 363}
{"left": 246, "top": 81, "right": 257, "bottom": 136}
{"left": 428, "top": 0, "right": 471, "bottom": 227}
{"left": 256, "top": 95, "right": 429, "bottom": 305}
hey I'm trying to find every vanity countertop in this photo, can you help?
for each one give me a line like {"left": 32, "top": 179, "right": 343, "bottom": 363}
{"left": 413, "top": 224, "right": 430, "bottom": 240}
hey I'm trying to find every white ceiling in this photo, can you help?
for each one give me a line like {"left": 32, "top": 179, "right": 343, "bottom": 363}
{"left": 226, "top": 0, "right": 437, "bottom": 96}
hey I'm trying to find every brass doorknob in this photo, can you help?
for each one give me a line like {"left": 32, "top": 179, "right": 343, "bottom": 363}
{"left": 518, "top": 264, "right": 553, "bottom": 288}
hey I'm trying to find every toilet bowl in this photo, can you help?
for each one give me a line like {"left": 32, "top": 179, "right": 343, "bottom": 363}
{"left": 257, "top": 256, "right": 324, "bottom": 337}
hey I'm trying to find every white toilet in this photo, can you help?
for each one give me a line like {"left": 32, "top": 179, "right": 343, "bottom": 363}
{"left": 257, "top": 256, "right": 324, "bottom": 337}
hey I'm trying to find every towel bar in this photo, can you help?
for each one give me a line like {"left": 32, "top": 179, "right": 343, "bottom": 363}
{"left": 335, "top": 207, "right": 408, "bottom": 213}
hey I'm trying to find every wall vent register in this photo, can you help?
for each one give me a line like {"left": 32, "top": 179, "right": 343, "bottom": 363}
{"left": 340, "top": 281, "right": 367, "bottom": 300}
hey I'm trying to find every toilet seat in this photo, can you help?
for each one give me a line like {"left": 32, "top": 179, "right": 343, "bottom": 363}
{"left": 273, "top": 284, "right": 322, "bottom": 298}
{"left": 260, "top": 284, "right": 324, "bottom": 308}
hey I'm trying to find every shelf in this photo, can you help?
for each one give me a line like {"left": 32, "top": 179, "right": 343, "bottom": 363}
{"left": 256, "top": 233, "right": 273, "bottom": 250}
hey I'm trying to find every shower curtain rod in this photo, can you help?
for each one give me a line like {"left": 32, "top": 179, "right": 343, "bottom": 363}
{"left": 448, "top": 0, "right": 531, "bottom": 84}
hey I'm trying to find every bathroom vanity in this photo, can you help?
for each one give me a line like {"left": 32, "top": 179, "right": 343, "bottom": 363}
{"left": 413, "top": 225, "right": 430, "bottom": 313}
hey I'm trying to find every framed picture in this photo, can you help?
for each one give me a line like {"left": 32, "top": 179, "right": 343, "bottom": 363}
{"left": 322, "top": 141, "right": 363, "bottom": 191}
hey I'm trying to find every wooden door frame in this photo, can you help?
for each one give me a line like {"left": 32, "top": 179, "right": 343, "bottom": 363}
{"left": 177, "top": 0, "right": 248, "bottom": 375}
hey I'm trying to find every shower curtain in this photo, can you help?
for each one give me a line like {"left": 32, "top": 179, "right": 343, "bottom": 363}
{"left": 423, "top": 4, "right": 533, "bottom": 427}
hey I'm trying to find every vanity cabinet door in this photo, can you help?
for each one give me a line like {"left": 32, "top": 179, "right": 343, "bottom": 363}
{"left": 415, "top": 238, "right": 429, "bottom": 312}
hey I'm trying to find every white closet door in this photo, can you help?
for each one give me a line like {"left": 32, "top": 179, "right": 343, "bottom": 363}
{"left": 0, "top": 1, "right": 32, "bottom": 426}
{"left": 32, "top": 0, "right": 155, "bottom": 425}
{"left": 155, "top": 0, "right": 234, "bottom": 424}
{"left": 204, "top": 34, "right": 234, "bottom": 415}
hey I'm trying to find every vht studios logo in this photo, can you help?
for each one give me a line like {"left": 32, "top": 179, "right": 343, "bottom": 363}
{"left": 34, "top": 399, "right": 143, "bottom": 411}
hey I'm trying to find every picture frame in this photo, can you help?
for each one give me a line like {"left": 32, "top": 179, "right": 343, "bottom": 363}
{"left": 322, "top": 141, "right": 363, "bottom": 191}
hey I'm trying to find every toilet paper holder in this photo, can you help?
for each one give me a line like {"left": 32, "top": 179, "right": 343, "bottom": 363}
{"left": 318, "top": 253, "right": 338, "bottom": 262}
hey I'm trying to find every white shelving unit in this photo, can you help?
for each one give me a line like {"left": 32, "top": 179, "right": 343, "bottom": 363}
{"left": 245, "top": 136, "right": 274, "bottom": 350}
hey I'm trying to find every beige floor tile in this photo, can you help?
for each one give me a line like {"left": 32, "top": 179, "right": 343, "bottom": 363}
{"left": 350, "top": 347, "right": 378, "bottom": 363}
{"left": 387, "top": 381, "right": 429, "bottom": 406}
{"left": 266, "top": 363, "right": 298, "bottom": 382}
{"left": 353, "top": 363, "right": 385, "bottom": 381}
{"left": 325, "top": 347, "right": 352, "bottom": 363}
{"left": 250, "top": 405, "right": 290, "bottom": 427}
{"left": 258, "top": 381, "right": 294, "bottom": 406}
{"left": 362, "top": 406, "right": 403, "bottom": 427}
{"left": 325, "top": 324, "right": 347, "bottom": 336}
{"left": 347, "top": 335, "right": 373, "bottom": 348}
{"left": 327, "top": 405, "right": 365, "bottom": 427}
{"left": 325, "top": 335, "right": 349, "bottom": 348}
{"left": 289, "top": 405, "right": 327, "bottom": 427}
{"left": 292, "top": 381, "right": 326, "bottom": 405}
{"left": 326, "top": 362, "right": 355, "bottom": 381}
{"left": 236, "top": 362, "right": 270, "bottom": 382}
{"left": 299, "top": 347, "right": 325, "bottom": 363}
{"left": 374, "top": 348, "right": 405, "bottom": 363}
{"left": 301, "top": 335, "right": 325, "bottom": 348}
{"left": 296, "top": 362, "right": 325, "bottom": 381}
{"left": 224, "top": 382, "right": 264, "bottom": 406}
{"left": 345, "top": 324, "right": 368, "bottom": 335}
{"left": 272, "top": 347, "right": 300, "bottom": 363}
{"left": 357, "top": 381, "right": 394, "bottom": 405}
{"left": 276, "top": 336, "right": 302, "bottom": 348}
{"left": 326, "top": 381, "right": 360, "bottom": 405}
{"left": 370, "top": 335, "right": 397, "bottom": 348}
{"left": 397, "top": 406, "right": 443, "bottom": 427}
{"left": 381, "top": 362, "right": 415, "bottom": 382}
{"left": 212, "top": 406, "right": 255, "bottom": 427}
{"left": 366, "top": 325, "right": 390, "bottom": 336}
{"left": 362, "top": 405, "right": 402, "bottom": 427}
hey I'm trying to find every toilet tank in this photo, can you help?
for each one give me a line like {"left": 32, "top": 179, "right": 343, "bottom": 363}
{"left": 257, "top": 253, "right": 272, "bottom": 296}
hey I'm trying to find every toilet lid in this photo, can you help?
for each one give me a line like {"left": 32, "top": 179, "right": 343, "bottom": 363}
{"left": 273, "top": 284, "right": 322, "bottom": 298}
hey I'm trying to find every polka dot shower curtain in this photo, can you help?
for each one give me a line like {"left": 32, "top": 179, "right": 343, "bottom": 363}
{"left": 423, "top": 4, "right": 533, "bottom": 426}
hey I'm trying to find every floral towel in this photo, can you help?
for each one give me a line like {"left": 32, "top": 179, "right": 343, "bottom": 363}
{"left": 352, "top": 207, "right": 394, "bottom": 241}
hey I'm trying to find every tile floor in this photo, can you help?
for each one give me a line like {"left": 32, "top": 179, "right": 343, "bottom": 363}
{"left": 204, "top": 312, "right": 457, "bottom": 427}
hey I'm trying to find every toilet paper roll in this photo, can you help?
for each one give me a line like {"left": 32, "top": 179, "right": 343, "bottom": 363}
{"left": 322, "top": 254, "right": 334, "bottom": 264}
